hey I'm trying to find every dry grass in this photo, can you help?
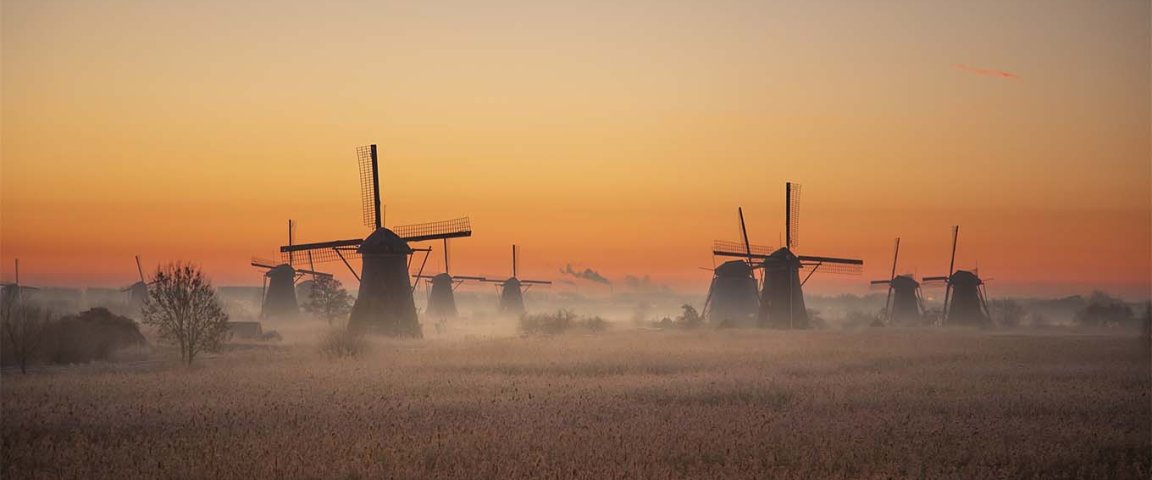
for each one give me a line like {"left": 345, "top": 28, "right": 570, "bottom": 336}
{"left": 2, "top": 329, "right": 1148, "bottom": 479}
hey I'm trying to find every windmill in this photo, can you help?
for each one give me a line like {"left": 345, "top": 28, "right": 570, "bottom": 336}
{"left": 869, "top": 238, "right": 924, "bottom": 325}
{"left": 702, "top": 208, "right": 761, "bottom": 327}
{"left": 483, "top": 245, "right": 551, "bottom": 315}
{"left": 121, "top": 256, "right": 152, "bottom": 314}
{"left": 413, "top": 238, "right": 488, "bottom": 320}
{"left": 712, "top": 182, "right": 863, "bottom": 329}
{"left": 923, "top": 226, "right": 990, "bottom": 327}
{"left": 252, "top": 220, "right": 333, "bottom": 319}
{"left": 0, "top": 259, "right": 36, "bottom": 306}
{"left": 279, "top": 144, "right": 472, "bottom": 337}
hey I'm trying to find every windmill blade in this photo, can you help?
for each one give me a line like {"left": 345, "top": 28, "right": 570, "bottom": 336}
{"left": 393, "top": 217, "right": 472, "bottom": 242}
{"left": 786, "top": 182, "right": 801, "bottom": 249}
{"left": 520, "top": 279, "right": 553, "bottom": 285}
{"left": 797, "top": 255, "right": 862, "bottom": 266}
{"left": 713, "top": 240, "right": 776, "bottom": 259}
{"left": 453, "top": 275, "right": 488, "bottom": 281}
{"left": 922, "top": 275, "right": 949, "bottom": 282}
{"left": 799, "top": 262, "right": 862, "bottom": 276}
{"left": 135, "top": 255, "right": 145, "bottom": 283}
{"left": 357, "top": 145, "right": 382, "bottom": 230}
{"left": 870, "top": 280, "right": 892, "bottom": 285}
{"left": 280, "top": 239, "right": 364, "bottom": 266}
{"left": 296, "top": 268, "right": 333, "bottom": 278}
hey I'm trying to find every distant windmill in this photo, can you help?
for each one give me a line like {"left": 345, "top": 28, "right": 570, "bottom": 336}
{"left": 121, "top": 256, "right": 152, "bottom": 314}
{"left": 279, "top": 144, "right": 472, "bottom": 337}
{"left": 0, "top": 259, "right": 36, "bottom": 306}
{"left": 414, "top": 238, "right": 488, "bottom": 320}
{"left": 713, "top": 183, "right": 863, "bottom": 329}
{"left": 923, "top": 226, "right": 990, "bottom": 327}
{"left": 483, "top": 245, "right": 551, "bottom": 315}
{"left": 869, "top": 238, "right": 924, "bottom": 325}
{"left": 702, "top": 208, "right": 761, "bottom": 327}
{"left": 252, "top": 220, "right": 333, "bottom": 319}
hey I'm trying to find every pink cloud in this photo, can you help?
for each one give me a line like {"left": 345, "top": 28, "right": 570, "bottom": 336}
{"left": 954, "top": 64, "right": 1019, "bottom": 80}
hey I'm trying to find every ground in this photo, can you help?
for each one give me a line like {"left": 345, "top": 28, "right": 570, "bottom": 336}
{"left": 2, "top": 329, "right": 1149, "bottom": 479}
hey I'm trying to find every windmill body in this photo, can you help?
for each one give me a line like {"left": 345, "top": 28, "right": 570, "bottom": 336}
{"left": 705, "top": 260, "right": 759, "bottom": 327}
{"left": 758, "top": 248, "right": 809, "bottom": 328}
{"left": 261, "top": 264, "right": 301, "bottom": 319}
{"left": 425, "top": 273, "right": 459, "bottom": 319}
{"left": 944, "top": 270, "right": 989, "bottom": 326}
{"left": 348, "top": 228, "right": 422, "bottom": 336}
{"left": 888, "top": 275, "right": 923, "bottom": 325}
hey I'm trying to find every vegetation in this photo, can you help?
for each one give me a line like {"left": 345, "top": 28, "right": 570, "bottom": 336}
{"left": 0, "top": 299, "right": 54, "bottom": 374}
{"left": 1, "top": 330, "right": 1147, "bottom": 478}
{"left": 520, "top": 310, "right": 610, "bottom": 335}
{"left": 319, "top": 326, "right": 368, "bottom": 359}
{"left": 304, "top": 276, "right": 353, "bottom": 325}
{"left": 142, "top": 262, "right": 230, "bottom": 365}
{"left": 989, "top": 298, "right": 1027, "bottom": 328}
{"left": 44, "top": 308, "right": 146, "bottom": 364}
{"left": 1074, "top": 291, "right": 1136, "bottom": 328}
{"left": 654, "top": 304, "right": 705, "bottom": 329}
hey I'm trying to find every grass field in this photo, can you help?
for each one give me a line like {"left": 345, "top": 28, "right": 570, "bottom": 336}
{"left": 2, "top": 329, "right": 1149, "bottom": 479}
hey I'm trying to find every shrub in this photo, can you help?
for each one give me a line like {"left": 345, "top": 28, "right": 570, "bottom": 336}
{"left": 319, "top": 326, "right": 368, "bottom": 359}
{"left": 989, "top": 299, "right": 1027, "bottom": 328}
{"left": 1074, "top": 291, "right": 1135, "bottom": 328}
{"left": 520, "top": 310, "right": 610, "bottom": 335}
{"left": 43, "top": 308, "right": 147, "bottom": 364}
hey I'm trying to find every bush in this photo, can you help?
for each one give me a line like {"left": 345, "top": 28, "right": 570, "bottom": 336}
{"left": 653, "top": 305, "right": 705, "bottom": 330}
{"left": 1074, "top": 291, "right": 1135, "bottom": 328}
{"left": 520, "top": 310, "right": 610, "bottom": 335}
{"left": 43, "top": 308, "right": 147, "bottom": 364}
{"left": 989, "top": 299, "right": 1027, "bottom": 328}
{"left": 319, "top": 326, "right": 368, "bottom": 359}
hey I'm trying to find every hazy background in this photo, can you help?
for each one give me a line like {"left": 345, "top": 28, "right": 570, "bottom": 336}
{"left": 3, "top": 0, "right": 1149, "bottom": 298}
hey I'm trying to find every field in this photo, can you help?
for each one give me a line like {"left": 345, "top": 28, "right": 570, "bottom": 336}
{"left": 2, "top": 329, "right": 1149, "bottom": 479}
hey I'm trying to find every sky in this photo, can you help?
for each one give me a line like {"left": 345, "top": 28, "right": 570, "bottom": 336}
{"left": 2, "top": 0, "right": 1150, "bottom": 299}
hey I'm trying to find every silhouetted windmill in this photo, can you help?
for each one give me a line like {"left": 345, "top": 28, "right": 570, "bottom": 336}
{"left": 483, "top": 245, "right": 551, "bottom": 315}
{"left": 923, "top": 226, "right": 990, "bottom": 327}
{"left": 869, "top": 238, "right": 924, "bottom": 325}
{"left": 120, "top": 256, "right": 151, "bottom": 313}
{"left": 414, "top": 239, "right": 488, "bottom": 320}
{"left": 713, "top": 183, "right": 863, "bottom": 329}
{"left": 279, "top": 144, "right": 471, "bottom": 337}
{"left": 0, "top": 259, "right": 36, "bottom": 306}
{"left": 253, "top": 220, "right": 333, "bottom": 319}
{"left": 703, "top": 208, "right": 762, "bottom": 327}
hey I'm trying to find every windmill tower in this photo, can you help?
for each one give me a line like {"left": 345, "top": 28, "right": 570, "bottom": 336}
{"left": 414, "top": 239, "right": 488, "bottom": 320}
{"left": 253, "top": 220, "right": 332, "bottom": 319}
{"left": 279, "top": 144, "right": 472, "bottom": 337}
{"left": 869, "top": 238, "right": 924, "bottom": 325}
{"left": 0, "top": 259, "right": 36, "bottom": 306}
{"left": 703, "top": 208, "right": 762, "bottom": 327}
{"left": 713, "top": 183, "right": 863, "bottom": 329}
{"left": 121, "top": 256, "right": 151, "bottom": 314}
{"left": 923, "top": 226, "right": 990, "bottom": 327}
{"left": 483, "top": 245, "right": 551, "bottom": 315}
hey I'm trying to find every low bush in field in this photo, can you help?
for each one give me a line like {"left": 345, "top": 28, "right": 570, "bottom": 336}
{"left": 319, "top": 326, "right": 368, "bottom": 359}
{"left": 520, "top": 310, "right": 609, "bottom": 335}
{"left": 43, "top": 308, "right": 148, "bottom": 364}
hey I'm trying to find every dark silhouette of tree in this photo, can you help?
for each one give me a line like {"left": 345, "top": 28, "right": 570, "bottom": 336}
{"left": 304, "top": 276, "right": 353, "bottom": 326}
{"left": 989, "top": 299, "right": 1026, "bottom": 328}
{"left": 1074, "top": 291, "right": 1134, "bottom": 328}
{"left": 142, "top": 262, "right": 229, "bottom": 365}
{"left": 1, "top": 298, "right": 54, "bottom": 374}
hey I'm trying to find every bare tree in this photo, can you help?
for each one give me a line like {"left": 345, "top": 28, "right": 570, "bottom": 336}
{"left": 142, "top": 262, "right": 230, "bottom": 365}
{"left": 1, "top": 297, "right": 54, "bottom": 374}
{"left": 304, "top": 276, "right": 352, "bottom": 326}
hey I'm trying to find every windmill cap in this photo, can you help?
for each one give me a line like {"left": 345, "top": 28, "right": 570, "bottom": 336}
{"left": 891, "top": 275, "right": 919, "bottom": 288}
{"left": 716, "top": 260, "right": 753, "bottom": 276}
{"left": 503, "top": 277, "right": 522, "bottom": 287}
{"left": 358, "top": 228, "right": 413, "bottom": 255}
{"left": 763, "top": 247, "right": 799, "bottom": 263}
{"left": 950, "top": 270, "right": 982, "bottom": 285}
{"left": 266, "top": 264, "right": 296, "bottom": 277}
{"left": 431, "top": 273, "right": 453, "bottom": 283}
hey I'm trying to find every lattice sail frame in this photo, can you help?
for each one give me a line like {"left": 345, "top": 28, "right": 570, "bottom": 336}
{"left": 788, "top": 183, "right": 801, "bottom": 249}
{"left": 392, "top": 217, "right": 472, "bottom": 242}
{"left": 713, "top": 240, "right": 777, "bottom": 258}
{"left": 357, "top": 145, "right": 377, "bottom": 228}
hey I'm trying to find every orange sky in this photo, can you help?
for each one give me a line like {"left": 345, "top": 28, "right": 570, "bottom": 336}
{"left": 2, "top": 1, "right": 1149, "bottom": 298}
